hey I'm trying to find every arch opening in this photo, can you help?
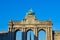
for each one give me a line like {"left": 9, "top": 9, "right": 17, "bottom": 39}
{"left": 38, "top": 29, "right": 46, "bottom": 40}
{"left": 15, "top": 29, "right": 22, "bottom": 40}
{"left": 27, "top": 29, "right": 34, "bottom": 40}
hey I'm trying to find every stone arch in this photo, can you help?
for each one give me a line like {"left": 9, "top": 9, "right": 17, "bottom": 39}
{"left": 27, "top": 29, "right": 34, "bottom": 40}
{"left": 37, "top": 27, "right": 46, "bottom": 32}
{"left": 38, "top": 29, "right": 46, "bottom": 33}
{"left": 14, "top": 27, "right": 22, "bottom": 32}
{"left": 27, "top": 29, "right": 34, "bottom": 32}
{"left": 25, "top": 27, "right": 34, "bottom": 32}
{"left": 15, "top": 29, "right": 22, "bottom": 33}
{"left": 38, "top": 29, "right": 46, "bottom": 40}
{"left": 15, "top": 29, "right": 22, "bottom": 40}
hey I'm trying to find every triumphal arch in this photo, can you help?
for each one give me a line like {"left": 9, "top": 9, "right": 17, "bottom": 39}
{"left": 0, "top": 9, "right": 60, "bottom": 40}
{"left": 8, "top": 9, "right": 52, "bottom": 40}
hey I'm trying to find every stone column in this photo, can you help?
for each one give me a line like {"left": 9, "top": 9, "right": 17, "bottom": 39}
{"left": 8, "top": 28, "right": 15, "bottom": 40}
{"left": 48, "top": 27, "right": 50, "bottom": 40}
{"left": 47, "top": 27, "right": 52, "bottom": 40}
{"left": 46, "top": 27, "right": 49, "bottom": 40}
{"left": 22, "top": 27, "right": 27, "bottom": 40}
{"left": 11, "top": 28, "right": 15, "bottom": 40}
{"left": 34, "top": 27, "right": 38, "bottom": 40}
{"left": 46, "top": 27, "right": 48, "bottom": 40}
{"left": 8, "top": 28, "right": 12, "bottom": 40}
{"left": 51, "top": 28, "right": 52, "bottom": 40}
{"left": 50, "top": 27, "right": 52, "bottom": 40}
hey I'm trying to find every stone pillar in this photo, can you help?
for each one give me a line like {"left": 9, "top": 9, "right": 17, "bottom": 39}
{"left": 46, "top": 27, "right": 48, "bottom": 40}
{"left": 51, "top": 28, "right": 52, "bottom": 40}
{"left": 11, "top": 28, "right": 15, "bottom": 40}
{"left": 34, "top": 27, "right": 38, "bottom": 40}
{"left": 47, "top": 27, "right": 50, "bottom": 40}
{"left": 48, "top": 27, "right": 52, "bottom": 40}
{"left": 8, "top": 28, "right": 12, "bottom": 40}
{"left": 22, "top": 28, "right": 27, "bottom": 40}
{"left": 47, "top": 27, "right": 52, "bottom": 40}
{"left": 46, "top": 27, "right": 49, "bottom": 40}
{"left": 50, "top": 27, "right": 52, "bottom": 40}
{"left": 9, "top": 28, "right": 15, "bottom": 40}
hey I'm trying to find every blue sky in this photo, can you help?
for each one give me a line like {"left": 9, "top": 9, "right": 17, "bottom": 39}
{"left": 0, "top": 0, "right": 60, "bottom": 31}
{"left": 0, "top": 0, "right": 60, "bottom": 40}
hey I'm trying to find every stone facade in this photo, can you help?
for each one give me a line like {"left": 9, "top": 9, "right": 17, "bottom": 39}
{"left": 0, "top": 9, "right": 60, "bottom": 40}
{"left": 53, "top": 31, "right": 60, "bottom": 40}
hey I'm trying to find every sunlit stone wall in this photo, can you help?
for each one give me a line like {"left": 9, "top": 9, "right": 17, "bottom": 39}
{"left": 54, "top": 31, "right": 60, "bottom": 40}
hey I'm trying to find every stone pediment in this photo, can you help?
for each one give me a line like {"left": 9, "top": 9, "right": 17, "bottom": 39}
{"left": 21, "top": 8, "right": 37, "bottom": 24}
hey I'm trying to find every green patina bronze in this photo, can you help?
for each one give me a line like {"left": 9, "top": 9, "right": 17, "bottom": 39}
{"left": 27, "top": 8, "right": 35, "bottom": 15}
